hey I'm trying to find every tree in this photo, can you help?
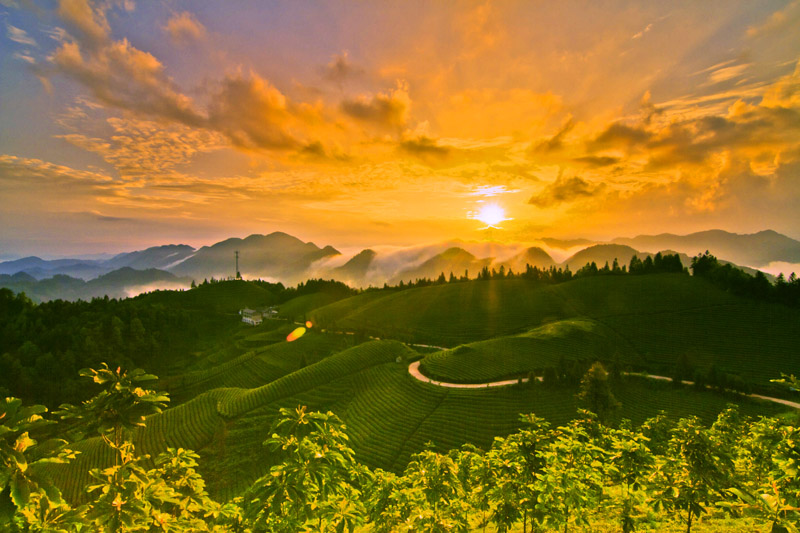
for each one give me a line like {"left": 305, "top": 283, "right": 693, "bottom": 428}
{"left": 608, "top": 426, "right": 655, "bottom": 532}
{"left": 56, "top": 364, "right": 169, "bottom": 450}
{"left": 533, "top": 420, "right": 606, "bottom": 532}
{"left": 242, "top": 406, "right": 366, "bottom": 532}
{"left": 486, "top": 437, "right": 523, "bottom": 533}
{"left": 652, "top": 416, "right": 733, "bottom": 533}
{"left": 576, "top": 362, "right": 620, "bottom": 424}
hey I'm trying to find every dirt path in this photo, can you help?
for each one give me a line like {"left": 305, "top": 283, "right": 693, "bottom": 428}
{"left": 624, "top": 372, "right": 800, "bottom": 410}
{"left": 408, "top": 361, "right": 531, "bottom": 389}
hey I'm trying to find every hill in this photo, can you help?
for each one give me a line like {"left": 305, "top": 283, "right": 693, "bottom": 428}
{"left": 170, "top": 232, "right": 340, "bottom": 281}
{"left": 418, "top": 318, "right": 639, "bottom": 383}
{"left": 105, "top": 244, "right": 195, "bottom": 270}
{"left": 0, "top": 267, "right": 191, "bottom": 302}
{"left": 561, "top": 243, "right": 645, "bottom": 271}
{"left": 498, "top": 246, "right": 555, "bottom": 273}
{"left": 310, "top": 274, "right": 800, "bottom": 386}
{"left": 613, "top": 229, "right": 800, "bottom": 267}
{"left": 329, "top": 248, "right": 376, "bottom": 285}
{"left": 390, "top": 247, "right": 492, "bottom": 284}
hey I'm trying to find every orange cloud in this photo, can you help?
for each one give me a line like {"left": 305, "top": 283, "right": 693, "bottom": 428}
{"left": 164, "top": 11, "right": 207, "bottom": 44}
{"left": 340, "top": 81, "right": 411, "bottom": 131}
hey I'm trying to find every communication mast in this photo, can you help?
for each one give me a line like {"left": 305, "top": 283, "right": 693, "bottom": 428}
{"left": 235, "top": 250, "right": 242, "bottom": 280}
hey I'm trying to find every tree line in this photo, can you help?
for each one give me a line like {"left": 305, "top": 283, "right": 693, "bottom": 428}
{"left": 2, "top": 364, "right": 799, "bottom": 532}
{"left": 385, "top": 252, "right": 689, "bottom": 291}
{"left": 691, "top": 251, "right": 800, "bottom": 307}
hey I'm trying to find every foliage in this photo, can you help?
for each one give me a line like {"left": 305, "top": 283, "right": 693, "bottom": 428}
{"left": 56, "top": 364, "right": 169, "bottom": 447}
{"left": 577, "top": 361, "right": 621, "bottom": 424}
{"left": 241, "top": 406, "right": 366, "bottom": 532}
{"left": 0, "top": 397, "right": 76, "bottom": 531}
{"left": 651, "top": 416, "right": 733, "bottom": 533}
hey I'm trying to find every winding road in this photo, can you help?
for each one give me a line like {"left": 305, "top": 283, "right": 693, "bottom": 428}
{"left": 407, "top": 360, "right": 532, "bottom": 389}
{"left": 407, "top": 363, "right": 800, "bottom": 409}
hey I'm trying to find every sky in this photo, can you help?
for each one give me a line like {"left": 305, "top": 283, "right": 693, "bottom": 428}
{"left": 1, "top": 0, "right": 799, "bottom": 256}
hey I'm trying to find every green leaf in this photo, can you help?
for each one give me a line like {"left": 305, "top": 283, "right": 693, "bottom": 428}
{"left": 10, "top": 472, "right": 31, "bottom": 508}
{"left": 0, "top": 486, "right": 14, "bottom": 524}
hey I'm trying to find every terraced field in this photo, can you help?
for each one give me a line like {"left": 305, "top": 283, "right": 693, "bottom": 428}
{"left": 600, "top": 302, "right": 800, "bottom": 382}
{"left": 312, "top": 279, "right": 573, "bottom": 345}
{"left": 418, "top": 318, "right": 640, "bottom": 383}
{"left": 167, "top": 331, "right": 351, "bottom": 401}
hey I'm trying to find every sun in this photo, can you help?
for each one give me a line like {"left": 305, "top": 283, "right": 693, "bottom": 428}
{"left": 475, "top": 203, "right": 507, "bottom": 228}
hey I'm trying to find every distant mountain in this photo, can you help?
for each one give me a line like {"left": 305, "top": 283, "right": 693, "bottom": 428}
{"left": 330, "top": 249, "right": 376, "bottom": 284}
{"left": 169, "top": 232, "right": 340, "bottom": 282}
{"left": 0, "top": 267, "right": 190, "bottom": 302}
{"left": 0, "top": 256, "right": 106, "bottom": 279}
{"left": 105, "top": 244, "right": 195, "bottom": 270}
{"left": 0, "top": 244, "right": 197, "bottom": 280}
{"left": 612, "top": 230, "right": 800, "bottom": 267}
{"left": 561, "top": 244, "right": 645, "bottom": 271}
{"left": 391, "top": 247, "right": 491, "bottom": 283}
{"left": 498, "top": 246, "right": 556, "bottom": 273}
{"left": 540, "top": 237, "right": 597, "bottom": 249}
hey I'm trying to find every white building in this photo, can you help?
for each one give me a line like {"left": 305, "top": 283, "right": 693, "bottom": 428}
{"left": 240, "top": 308, "right": 263, "bottom": 326}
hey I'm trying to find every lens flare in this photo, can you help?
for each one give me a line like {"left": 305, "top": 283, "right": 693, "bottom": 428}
{"left": 286, "top": 327, "right": 306, "bottom": 342}
{"left": 305, "top": 321, "right": 313, "bottom": 328}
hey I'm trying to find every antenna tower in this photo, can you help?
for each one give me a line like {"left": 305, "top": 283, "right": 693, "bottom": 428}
{"left": 235, "top": 250, "right": 241, "bottom": 280}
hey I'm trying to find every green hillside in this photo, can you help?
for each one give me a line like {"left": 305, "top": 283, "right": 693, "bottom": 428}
{"left": 136, "top": 278, "right": 278, "bottom": 312}
{"left": 418, "top": 318, "right": 640, "bottom": 383}
{"left": 314, "top": 278, "right": 573, "bottom": 345}
{"left": 276, "top": 291, "right": 348, "bottom": 320}
{"left": 310, "top": 274, "right": 800, "bottom": 388}
{"left": 17, "top": 272, "right": 800, "bottom": 510}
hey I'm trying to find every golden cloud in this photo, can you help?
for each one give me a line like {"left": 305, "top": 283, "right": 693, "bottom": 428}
{"left": 340, "top": 81, "right": 411, "bottom": 130}
{"left": 163, "top": 11, "right": 207, "bottom": 44}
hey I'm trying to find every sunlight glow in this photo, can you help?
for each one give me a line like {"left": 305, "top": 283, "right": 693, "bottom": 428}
{"left": 475, "top": 203, "right": 507, "bottom": 228}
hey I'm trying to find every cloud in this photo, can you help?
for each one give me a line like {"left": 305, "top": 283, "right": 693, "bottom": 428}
{"left": 631, "top": 23, "right": 652, "bottom": 40}
{"left": 590, "top": 123, "right": 651, "bottom": 150}
{"left": 50, "top": 35, "right": 204, "bottom": 126}
{"left": 207, "top": 73, "right": 301, "bottom": 150}
{"left": 340, "top": 81, "right": 411, "bottom": 130}
{"left": 13, "top": 52, "right": 37, "bottom": 64}
{"left": 57, "top": 0, "right": 110, "bottom": 50}
{"left": 6, "top": 23, "right": 37, "bottom": 46}
{"left": 163, "top": 11, "right": 206, "bottom": 44}
{"left": 531, "top": 118, "right": 574, "bottom": 153}
{"left": 399, "top": 135, "right": 451, "bottom": 161}
{"left": 57, "top": 116, "right": 223, "bottom": 179}
{"left": 0, "top": 154, "right": 113, "bottom": 186}
{"left": 747, "top": 0, "right": 800, "bottom": 38}
{"left": 528, "top": 174, "right": 605, "bottom": 208}
{"left": 321, "top": 51, "right": 363, "bottom": 86}
{"left": 704, "top": 63, "right": 750, "bottom": 86}
{"left": 573, "top": 155, "right": 619, "bottom": 167}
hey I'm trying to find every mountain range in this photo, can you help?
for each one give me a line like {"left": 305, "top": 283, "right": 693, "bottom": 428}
{"left": 2, "top": 229, "right": 798, "bottom": 302}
